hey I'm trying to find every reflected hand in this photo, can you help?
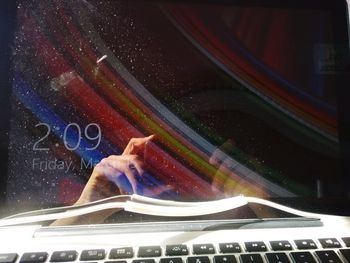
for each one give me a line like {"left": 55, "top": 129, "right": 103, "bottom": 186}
{"left": 76, "top": 135, "right": 172, "bottom": 205}
{"left": 76, "top": 135, "right": 154, "bottom": 204}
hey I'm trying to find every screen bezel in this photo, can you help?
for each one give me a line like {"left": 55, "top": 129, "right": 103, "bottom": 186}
{"left": 0, "top": 0, "right": 16, "bottom": 205}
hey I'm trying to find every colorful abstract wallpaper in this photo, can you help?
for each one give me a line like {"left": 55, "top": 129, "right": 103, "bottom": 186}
{"left": 5, "top": 0, "right": 342, "bottom": 213}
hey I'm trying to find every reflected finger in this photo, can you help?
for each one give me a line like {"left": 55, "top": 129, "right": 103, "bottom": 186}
{"left": 123, "top": 135, "right": 155, "bottom": 155}
{"left": 104, "top": 156, "right": 144, "bottom": 194}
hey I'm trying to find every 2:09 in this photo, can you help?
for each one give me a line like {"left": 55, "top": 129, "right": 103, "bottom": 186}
{"left": 33, "top": 122, "right": 102, "bottom": 151}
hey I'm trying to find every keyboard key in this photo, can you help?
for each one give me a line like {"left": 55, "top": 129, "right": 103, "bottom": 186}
{"left": 318, "top": 239, "right": 341, "bottom": 248}
{"left": 110, "top": 247, "right": 133, "bottom": 259}
{"left": 51, "top": 251, "right": 77, "bottom": 262}
{"left": 80, "top": 249, "right": 106, "bottom": 261}
{"left": 290, "top": 252, "right": 317, "bottom": 263}
{"left": 0, "top": 253, "right": 17, "bottom": 263}
{"left": 315, "top": 250, "right": 342, "bottom": 263}
{"left": 266, "top": 253, "right": 290, "bottom": 263}
{"left": 340, "top": 249, "right": 350, "bottom": 262}
{"left": 133, "top": 260, "right": 156, "bottom": 263}
{"left": 214, "top": 255, "right": 236, "bottom": 263}
{"left": 166, "top": 245, "right": 188, "bottom": 256}
{"left": 294, "top": 240, "right": 317, "bottom": 250}
{"left": 270, "top": 241, "right": 293, "bottom": 251}
{"left": 240, "top": 254, "right": 263, "bottom": 263}
{"left": 193, "top": 244, "right": 215, "bottom": 254}
{"left": 105, "top": 261, "right": 127, "bottom": 263}
{"left": 219, "top": 243, "right": 241, "bottom": 253}
{"left": 20, "top": 252, "right": 48, "bottom": 263}
{"left": 245, "top": 242, "right": 267, "bottom": 252}
{"left": 342, "top": 237, "right": 350, "bottom": 247}
{"left": 187, "top": 256, "right": 210, "bottom": 263}
{"left": 160, "top": 257, "right": 183, "bottom": 263}
{"left": 138, "top": 246, "right": 162, "bottom": 257}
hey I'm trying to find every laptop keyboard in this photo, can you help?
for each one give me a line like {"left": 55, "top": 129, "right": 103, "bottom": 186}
{"left": 1, "top": 237, "right": 350, "bottom": 263}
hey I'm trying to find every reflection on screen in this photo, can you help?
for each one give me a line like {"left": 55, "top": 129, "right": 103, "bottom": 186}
{"left": 7, "top": 0, "right": 342, "bottom": 212}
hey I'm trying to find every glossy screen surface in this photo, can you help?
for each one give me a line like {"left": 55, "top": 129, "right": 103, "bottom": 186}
{"left": 5, "top": 0, "right": 346, "bottom": 215}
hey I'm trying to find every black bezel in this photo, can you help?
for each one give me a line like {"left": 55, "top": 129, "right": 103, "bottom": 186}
{"left": 0, "top": 0, "right": 17, "bottom": 205}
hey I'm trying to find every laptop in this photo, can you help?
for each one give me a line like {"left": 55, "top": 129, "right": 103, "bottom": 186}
{"left": 1, "top": 0, "right": 350, "bottom": 262}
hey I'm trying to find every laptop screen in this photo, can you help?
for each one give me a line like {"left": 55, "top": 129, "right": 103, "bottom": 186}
{"left": 1, "top": 0, "right": 350, "bottom": 220}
